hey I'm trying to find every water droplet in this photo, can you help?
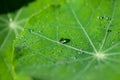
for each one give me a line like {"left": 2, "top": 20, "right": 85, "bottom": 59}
{"left": 59, "top": 38, "right": 70, "bottom": 44}
{"left": 105, "top": 16, "right": 111, "bottom": 21}
{"left": 107, "top": 29, "right": 112, "bottom": 32}
{"left": 97, "top": 16, "right": 111, "bottom": 21}
{"left": 97, "top": 16, "right": 104, "bottom": 20}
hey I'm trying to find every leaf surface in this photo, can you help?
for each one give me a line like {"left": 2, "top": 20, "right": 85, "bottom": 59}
{"left": 15, "top": 0, "right": 120, "bottom": 80}
{"left": 0, "top": 0, "right": 52, "bottom": 80}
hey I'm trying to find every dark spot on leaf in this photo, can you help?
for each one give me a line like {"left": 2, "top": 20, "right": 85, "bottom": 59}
{"left": 107, "top": 29, "right": 112, "bottom": 32}
{"left": 14, "top": 45, "right": 30, "bottom": 59}
{"left": 14, "top": 46, "right": 24, "bottom": 59}
{"left": 59, "top": 38, "right": 70, "bottom": 44}
{"left": 60, "top": 50, "right": 63, "bottom": 53}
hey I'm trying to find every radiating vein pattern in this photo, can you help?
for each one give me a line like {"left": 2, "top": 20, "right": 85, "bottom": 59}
{"left": 14, "top": 0, "right": 120, "bottom": 80}
{"left": 67, "top": 0, "right": 98, "bottom": 53}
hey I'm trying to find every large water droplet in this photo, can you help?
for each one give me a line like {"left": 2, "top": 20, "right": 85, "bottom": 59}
{"left": 59, "top": 38, "right": 70, "bottom": 44}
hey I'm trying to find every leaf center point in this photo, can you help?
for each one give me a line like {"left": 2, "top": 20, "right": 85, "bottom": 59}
{"left": 94, "top": 52, "right": 106, "bottom": 60}
{"left": 9, "top": 19, "right": 17, "bottom": 29}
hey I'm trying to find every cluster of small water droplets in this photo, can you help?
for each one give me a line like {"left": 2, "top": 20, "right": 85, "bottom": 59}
{"left": 97, "top": 16, "right": 111, "bottom": 21}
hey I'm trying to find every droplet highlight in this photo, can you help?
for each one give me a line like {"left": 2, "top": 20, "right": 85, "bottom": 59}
{"left": 59, "top": 38, "right": 70, "bottom": 44}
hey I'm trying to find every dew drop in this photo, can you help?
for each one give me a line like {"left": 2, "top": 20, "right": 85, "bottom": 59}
{"left": 97, "top": 16, "right": 104, "bottom": 20}
{"left": 59, "top": 38, "right": 70, "bottom": 44}
{"left": 97, "top": 16, "right": 111, "bottom": 21}
{"left": 105, "top": 16, "right": 111, "bottom": 21}
{"left": 107, "top": 29, "right": 112, "bottom": 32}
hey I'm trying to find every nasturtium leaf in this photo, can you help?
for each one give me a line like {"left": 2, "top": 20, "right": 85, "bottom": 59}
{"left": 0, "top": 0, "right": 53, "bottom": 80}
{"left": 15, "top": 0, "right": 120, "bottom": 80}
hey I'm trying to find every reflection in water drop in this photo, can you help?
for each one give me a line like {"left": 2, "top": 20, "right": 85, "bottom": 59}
{"left": 59, "top": 38, "right": 70, "bottom": 44}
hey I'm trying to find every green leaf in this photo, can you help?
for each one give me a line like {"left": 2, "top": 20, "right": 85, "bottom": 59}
{"left": 0, "top": 14, "right": 17, "bottom": 80}
{"left": 0, "top": 0, "right": 53, "bottom": 80}
{"left": 15, "top": 0, "right": 120, "bottom": 80}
